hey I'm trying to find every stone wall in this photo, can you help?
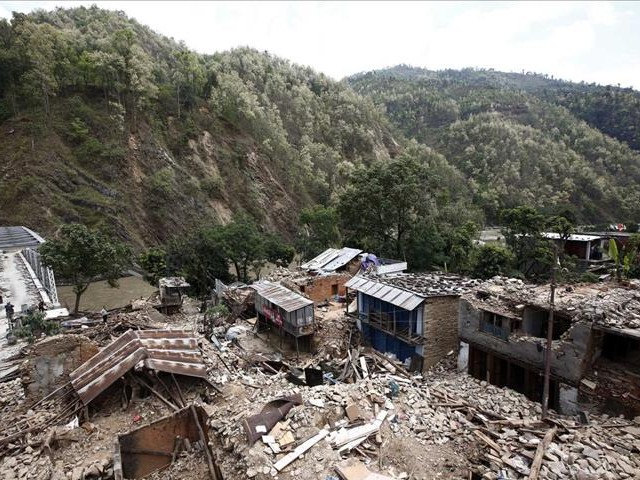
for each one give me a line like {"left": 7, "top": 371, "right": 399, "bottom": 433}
{"left": 422, "top": 296, "right": 459, "bottom": 370}
{"left": 458, "top": 299, "right": 591, "bottom": 385}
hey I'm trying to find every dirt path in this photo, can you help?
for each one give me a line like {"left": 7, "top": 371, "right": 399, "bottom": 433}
{"left": 0, "top": 250, "right": 40, "bottom": 347}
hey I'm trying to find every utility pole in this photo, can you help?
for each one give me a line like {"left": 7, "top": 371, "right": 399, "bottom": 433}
{"left": 541, "top": 244, "right": 558, "bottom": 419}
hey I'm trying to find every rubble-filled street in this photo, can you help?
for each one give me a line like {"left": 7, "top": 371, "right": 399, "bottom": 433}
{"left": 0, "top": 293, "right": 638, "bottom": 480}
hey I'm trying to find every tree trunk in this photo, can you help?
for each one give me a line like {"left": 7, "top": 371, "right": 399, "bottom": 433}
{"left": 73, "top": 284, "right": 89, "bottom": 314}
{"left": 74, "top": 292, "right": 82, "bottom": 315}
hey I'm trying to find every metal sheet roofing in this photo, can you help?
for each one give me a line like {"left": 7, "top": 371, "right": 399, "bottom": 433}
{"left": 300, "top": 248, "right": 340, "bottom": 270}
{"left": 250, "top": 281, "right": 314, "bottom": 312}
{"left": 344, "top": 276, "right": 424, "bottom": 311}
{"left": 320, "top": 247, "right": 363, "bottom": 271}
{"left": 300, "top": 247, "right": 362, "bottom": 272}
{"left": 0, "top": 226, "right": 45, "bottom": 250}
{"left": 542, "top": 233, "right": 602, "bottom": 242}
{"left": 69, "top": 330, "right": 207, "bottom": 405}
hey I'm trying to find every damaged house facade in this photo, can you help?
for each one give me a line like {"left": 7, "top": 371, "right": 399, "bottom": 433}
{"left": 250, "top": 281, "right": 315, "bottom": 353}
{"left": 345, "top": 273, "right": 478, "bottom": 372}
{"left": 458, "top": 277, "right": 640, "bottom": 416}
{"left": 295, "top": 247, "right": 407, "bottom": 303}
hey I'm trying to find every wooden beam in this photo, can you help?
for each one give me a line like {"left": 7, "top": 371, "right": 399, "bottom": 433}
{"left": 274, "top": 429, "right": 329, "bottom": 471}
{"left": 528, "top": 427, "right": 557, "bottom": 480}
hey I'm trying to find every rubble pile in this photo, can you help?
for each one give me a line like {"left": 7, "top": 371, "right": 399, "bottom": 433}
{"left": 1, "top": 290, "right": 640, "bottom": 480}
{"left": 368, "top": 272, "right": 482, "bottom": 297}
{"left": 473, "top": 276, "right": 640, "bottom": 330}
{"left": 204, "top": 353, "right": 640, "bottom": 480}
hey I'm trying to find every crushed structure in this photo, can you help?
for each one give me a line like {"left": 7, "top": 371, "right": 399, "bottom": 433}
{"left": 1, "top": 268, "right": 640, "bottom": 480}
{"left": 250, "top": 281, "right": 315, "bottom": 352}
{"left": 459, "top": 276, "right": 640, "bottom": 416}
{"left": 159, "top": 277, "right": 190, "bottom": 313}
{"left": 70, "top": 329, "right": 208, "bottom": 405}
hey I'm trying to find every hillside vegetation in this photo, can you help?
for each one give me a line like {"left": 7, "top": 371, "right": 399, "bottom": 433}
{"left": 0, "top": 6, "right": 397, "bottom": 246}
{"left": 348, "top": 66, "right": 640, "bottom": 222}
{"left": 1, "top": 7, "right": 639, "bottom": 254}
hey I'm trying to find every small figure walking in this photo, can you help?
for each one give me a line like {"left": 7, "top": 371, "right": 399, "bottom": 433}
{"left": 101, "top": 306, "right": 108, "bottom": 323}
{"left": 4, "top": 302, "right": 14, "bottom": 330}
{"left": 38, "top": 300, "right": 46, "bottom": 313}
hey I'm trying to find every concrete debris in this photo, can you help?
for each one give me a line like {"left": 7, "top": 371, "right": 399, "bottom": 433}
{"left": 0, "top": 292, "right": 639, "bottom": 480}
{"left": 469, "top": 276, "right": 640, "bottom": 330}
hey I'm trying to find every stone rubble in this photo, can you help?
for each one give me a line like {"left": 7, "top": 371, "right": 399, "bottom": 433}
{"left": 0, "top": 296, "right": 638, "bottom": 480}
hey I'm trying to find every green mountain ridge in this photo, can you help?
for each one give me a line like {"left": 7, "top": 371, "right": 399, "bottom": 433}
{"left": 347, "top": 66, "right": 640, "bottom": 223}
{"left": 0, "top": 7, "right": 397, "bottom": 247}
{"left": 0, "top": 7, "right": 638, "bottom": 251}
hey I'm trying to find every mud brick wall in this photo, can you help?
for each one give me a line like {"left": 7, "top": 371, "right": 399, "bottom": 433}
{"left": 422, "top": 296, "right": 459, "bottom": 370}
{"left": 300, "top": 273, "right": 351, "bottom": 303}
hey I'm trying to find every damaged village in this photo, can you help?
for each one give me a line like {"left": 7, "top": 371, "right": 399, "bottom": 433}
{"left": 1, "top": 225, "right": 640, "bottom": 480}
{"left": 3, "top": 4, "right": 640, "bottom": 480}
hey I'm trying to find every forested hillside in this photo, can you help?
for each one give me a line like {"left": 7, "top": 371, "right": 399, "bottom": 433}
{"left": 0, "top": 6, "right": 398, "bottom": 246}
{"left": 348, "top": 66, "right": 640, "bottom": 223}
{"left": 1, "top": 6, "right": 639, "bottom": 254}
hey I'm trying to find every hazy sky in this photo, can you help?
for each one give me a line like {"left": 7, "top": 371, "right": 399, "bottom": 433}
{"left": 1, "top": 1, "right": 639, "bottom": 89}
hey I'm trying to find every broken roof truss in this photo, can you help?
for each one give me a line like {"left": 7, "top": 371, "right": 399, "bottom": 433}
{"left": 69, "top": 330, "right": 208, "bottom": 405}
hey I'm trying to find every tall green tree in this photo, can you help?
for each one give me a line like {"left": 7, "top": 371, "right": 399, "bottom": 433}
{"left": 166, "top": 230, "right": 230, "bottom": 297}
{"left": 472, "top": 244, "right": 515, "bottom": 279}
{"left": 39, "top": 224, "right": 131, "bottom": 313}
{"left": 138, "top": 247, "right": 167, "bottom": 286}
{"left": 297, "top": 205, "right": 341, "bottom": 260}
{"left": 217, "top": 214, "right": 265, "bottom": 283}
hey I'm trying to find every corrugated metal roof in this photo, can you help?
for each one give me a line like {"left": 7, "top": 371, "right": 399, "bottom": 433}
{"left": 344, "top": 276, "right": 424, "bottom": 311}
{"left": 320, "top": 247, "right": 363, "bottom": 271}
{"left": 542, "top": 233, "right": 602, "bottom": 242}
{"left": 0, "top": 226, "right": 44, "bottom": 249}
{"left": 300, "top": 248, "right": 340, "bottom": 270}
{"left": 69, "top": 330, "right": 207, "bottom": 405}
{"left": 250, "top": 281, "right": 314, "bottom": 312}
{"left": 300, "top": 247, "right": 363, "bottom": 272}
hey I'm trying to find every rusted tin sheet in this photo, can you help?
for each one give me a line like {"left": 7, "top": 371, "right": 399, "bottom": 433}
{"left": 70, "top": 330, "right": 207, "bottom": 405}
{"left": 243, "top": 393, "right": 303, "bottom": 444}
{"left": 116, "top": 405, "right": 218, "bottom": 479}
{"left": 250, "top": 281, "right": 314, "bottom": 313}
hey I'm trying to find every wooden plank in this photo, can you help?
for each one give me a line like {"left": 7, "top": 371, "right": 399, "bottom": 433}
{"left": 528, "top": 427, "right": 557, "bottom": 480}
{"left": 359, "top": 357, "right": 369, "bottom": 379}
{"left": 473, "top": 430, "right": 502, "bottom": 454}
{"left": 273, "top": 429, "right": 329, "bottom": 472}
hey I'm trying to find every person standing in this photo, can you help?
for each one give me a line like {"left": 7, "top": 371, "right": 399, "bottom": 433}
{"left": 5, "top": 302, "right": 14, "bottom": 322}
{"left": 101, "top": 306, "right": 108, "bottom": 323}
{"left": 38, "top": 300, "right": 46, "bottom": 313}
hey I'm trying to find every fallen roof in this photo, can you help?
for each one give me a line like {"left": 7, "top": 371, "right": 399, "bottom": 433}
{"left": 465, "top": 277, "right": 640, "bottom": 331}
{"left": 0, "top": 226, "right": 45, "bottom": 250}
{"left": 250, "top": 281, "right": 314, "bottom": 312}
{"left": 69, "top": 329, "right": 207, "bottom": 405}
{"left": 300, "top": 247, "right": 363, "bottom": 272}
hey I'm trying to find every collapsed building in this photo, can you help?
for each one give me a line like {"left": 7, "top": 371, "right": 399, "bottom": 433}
{"left": 458, "top": 277, "right": 640, "bottom": 416}
{"left": 293, "top": 247, "right": 406, "bottom": 303}
{"left": 345, "top": 273, "right": 479, "bottom": 372}
{"left": 250, "top": 281, "right": 315, "bottom": 353}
